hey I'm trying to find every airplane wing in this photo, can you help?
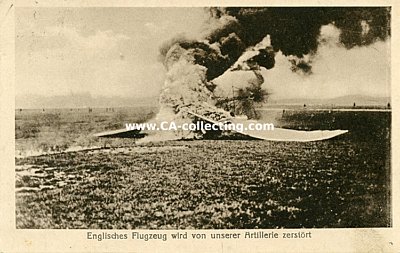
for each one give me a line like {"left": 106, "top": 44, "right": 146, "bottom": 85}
{"left": 187, "top": 111, "right": 348, "bottom": 142}
{"left": 94, "top": 111, "right": 348, "bottom": 141}
{"left": 93, "top": 128, "right": 147, "bottom": 138}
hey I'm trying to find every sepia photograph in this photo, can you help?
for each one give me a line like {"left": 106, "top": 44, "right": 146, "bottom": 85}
{"left": 13, "top": 5, "right": 392, "bottom": 232}
{"left": 2, "top": 1, "right": 399, "bottom": 252}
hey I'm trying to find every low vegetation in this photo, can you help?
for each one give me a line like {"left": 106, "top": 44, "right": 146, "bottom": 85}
{"left": 15, "top": 109, "right": 391, "bottom": 229}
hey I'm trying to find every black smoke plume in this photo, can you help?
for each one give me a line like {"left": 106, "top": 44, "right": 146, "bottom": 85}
{"left": 158, "top": 7, "right": 390, "bottom": 121}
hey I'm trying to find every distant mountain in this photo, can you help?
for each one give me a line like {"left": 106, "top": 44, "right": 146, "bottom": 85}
{"left": 269, "top": 95, "right": 391, "bottom": 106}
{"left": 16, "top": 93, "right": 391, "bottom": 109}
{"left": 16, "top": 93, "right": 159, "bottom": 109}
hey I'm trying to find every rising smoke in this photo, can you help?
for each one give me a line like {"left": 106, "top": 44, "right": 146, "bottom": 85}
{"left": 156, "top": 7, "right": 390, "bottom": 136}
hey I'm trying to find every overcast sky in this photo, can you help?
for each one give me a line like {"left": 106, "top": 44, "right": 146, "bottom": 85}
{"left": 16, "top": 7, "right": 390, "bottom": 103}
{"left": 16, "top": 7, "right": 208, "bottom": 98}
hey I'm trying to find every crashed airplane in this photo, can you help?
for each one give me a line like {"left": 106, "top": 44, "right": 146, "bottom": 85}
{"left": 94, "top": 109, "right": 348, "bottom": 142}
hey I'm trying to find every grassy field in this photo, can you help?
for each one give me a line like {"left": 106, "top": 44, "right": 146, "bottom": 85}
{"left": 15, "top": 107, "right": 158, "bottom": 157}
{"left": 15, "top": 108, "right": 391, "bottom": 229}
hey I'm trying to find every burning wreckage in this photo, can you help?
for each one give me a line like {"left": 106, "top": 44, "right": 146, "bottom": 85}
{"left": 95, "top": 7, "right": 392, "bottom": 141}
{"left": 95, "top": 35, "right": 347, "bottom": 142}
